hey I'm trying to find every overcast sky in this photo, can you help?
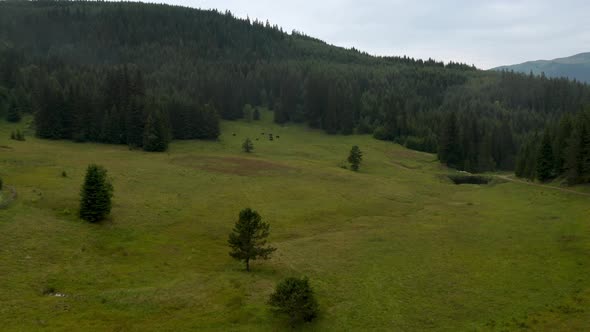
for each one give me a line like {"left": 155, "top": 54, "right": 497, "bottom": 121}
{"left": 141, "top": 0, "right": 589, "bottom": 69}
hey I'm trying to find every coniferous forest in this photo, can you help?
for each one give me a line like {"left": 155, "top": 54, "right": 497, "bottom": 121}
{"left": 0, "top": 1, "right": 589, "bottom": 182}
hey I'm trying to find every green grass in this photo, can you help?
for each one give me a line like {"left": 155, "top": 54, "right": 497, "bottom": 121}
{"left": 0, "top": 112, "right": 589, "bottom": 331}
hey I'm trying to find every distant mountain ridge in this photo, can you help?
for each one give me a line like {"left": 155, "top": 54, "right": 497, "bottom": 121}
{"left": 493, "top": 53, "right": 590, "bottom": 83}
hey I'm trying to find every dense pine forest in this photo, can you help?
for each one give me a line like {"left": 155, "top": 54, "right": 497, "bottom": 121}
{"left": 0, "top": 1, "right": 589, "bottom": 182}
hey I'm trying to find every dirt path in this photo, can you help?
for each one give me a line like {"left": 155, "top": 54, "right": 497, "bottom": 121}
{"left": 494, "top": 175, "right": 590, "bottom": 197}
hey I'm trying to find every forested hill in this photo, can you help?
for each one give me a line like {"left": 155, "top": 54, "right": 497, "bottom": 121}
{"left": 493, "top": 53, "right": 590, "bottom": 83}
{"left": 1, "top": 1, "right": 589, "bottom": 181}
{"left": 0, "top": 0, "right": 467, "bottom": 68}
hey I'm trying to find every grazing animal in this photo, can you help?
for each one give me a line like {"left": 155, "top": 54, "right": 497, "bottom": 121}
{"left": 232, "top": 133, "right": 236, "bottom": 136}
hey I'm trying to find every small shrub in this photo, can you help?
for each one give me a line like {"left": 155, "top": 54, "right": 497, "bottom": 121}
{"left": 41, "top": 285, "right": 57, "bottom": 295}
{"left": 269, "top": 277, "right": 319, "bottom": 325}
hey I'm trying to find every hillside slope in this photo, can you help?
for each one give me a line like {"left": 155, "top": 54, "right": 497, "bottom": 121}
{"left": 493, "top": 52, "right": 590, "bottom": 83}
{"left": 1, "top": 114, "right": 589, "bottom": 330}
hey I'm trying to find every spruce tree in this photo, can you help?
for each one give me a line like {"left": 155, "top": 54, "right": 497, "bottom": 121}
{"left": 536, "top": 130, "right": 554, "bottom": 182}
{"left": 6, "top": 94, "right": 21, "bottom": 122}
{"left": 554, "top": 115, "right": 573, "bottom": 173}
{"left": 200, "top": 103, "right": 221, "bottom": 139}
{"left": 125, "top": 96, "right": 145, "bottom": 148}
{"left": 242, "top": 138, "right": 254, "bottom": 153}
{"left": 564, "top": 117, "right": 589, "bottom": 184}
{"left": 438, "top": 112, "right": 462, "bottom": 168}
{"left": 583, "top": 121, "right": 590, "bottom": 183}
{"left": 347, "top": 145, "right": 363, "bottom": 171}
{"left": 142, "top": 111, "right": 170, "bottom": 152}
{"left": 80, "top": 164, "right": 114, "bottom": 223}
{"left": 243, "top": 104, "right": 253, "bottom": 122}
{"left": 228, "top": 208, "right": 276, "bottom": 272}
{"left": 268, "top": 277, "right": 319, "bottom": 325}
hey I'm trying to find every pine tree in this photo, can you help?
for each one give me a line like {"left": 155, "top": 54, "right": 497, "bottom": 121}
{"left": 228, "top": 208, "right": 276, "bottom": 272}
{"left": 565, "top": 118, "right": 590, "bottom": 185}
{"left": 199, "top": 103, "right": 221, "bottom": 139}
{"left": 438, "top": 112, "right": 462, "bottom": 168}
{"left": 80, "top": 164, "right": 114, "bottom": 223}
{"left": 125, "top": 96, "right": 145, "bottom": 148}
{"left": 142, "top": 111, "right": 170, "bottom": 152}
{"left": 536, "top": 130, "right": 554, "bottom": 182}
{"left": 243, "top": 104, "right": 253, "bottom": 122}
{"left": 6, "top": 94, "right": 21, "bottom": 122}
{"left": 347, "top": 145, "right": 363, "bottom": 171}
{"left": 242, "top": 138, "right": 254, "bottom": 153}
{"left": 583, "top": 119, "right": 590, "bottom": 183}
{"left": 268, "top": 277, "right": 319, "bottom": 325}
{"left": 554, "top": 114, "right": 573, "bottom": 173}
{"left": 15, "top": 129, "right": 24, "bottom": 141}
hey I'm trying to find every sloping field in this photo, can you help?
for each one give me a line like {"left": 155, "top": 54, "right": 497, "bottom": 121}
{"left": 0, "top": 113, "right": 588, "bottom": 331}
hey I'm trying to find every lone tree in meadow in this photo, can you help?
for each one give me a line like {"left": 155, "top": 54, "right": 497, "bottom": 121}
{"left": 347, "top": 145, "right": 363, "bottom": 171}
{"left": 242, "top": 138, "right": 254, "bottom": 153}
{"left": 269, "top": 277, "right": 319, "bottom": 325}
{"left": 228, "top": 208, "right": 276, "bottom": 272}
{"left": 80, "top": 164, "right": 113, "bottom": 223}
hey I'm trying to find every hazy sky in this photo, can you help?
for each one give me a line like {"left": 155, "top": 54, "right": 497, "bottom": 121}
{"left": 140, "top": 0, "right": 589, "bottom": 69}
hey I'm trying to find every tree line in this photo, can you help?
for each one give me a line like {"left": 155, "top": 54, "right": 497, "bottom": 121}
{"left": 9, "top": 64, "right": 220, "bottom": 151}
{"left": 515, "top": 107, "right": 590, "bottom": 184}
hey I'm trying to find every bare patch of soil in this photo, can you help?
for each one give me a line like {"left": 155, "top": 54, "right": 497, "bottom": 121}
{"left": 172, "top": 156, "right": 293, "bottom": 176}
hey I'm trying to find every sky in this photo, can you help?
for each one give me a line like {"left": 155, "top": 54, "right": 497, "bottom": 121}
{"left": 139, "top": 0, "right": 589, "bottom": 69}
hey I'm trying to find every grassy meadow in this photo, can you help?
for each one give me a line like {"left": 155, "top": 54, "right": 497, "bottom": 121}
{"left": 0, "top": 112, "right": 589, "bottom": 331}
